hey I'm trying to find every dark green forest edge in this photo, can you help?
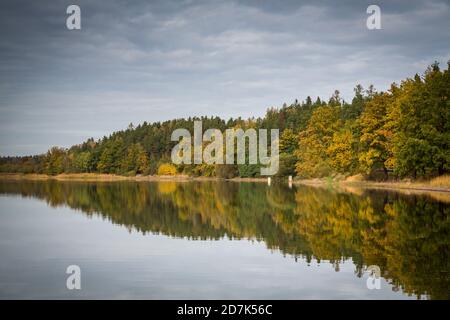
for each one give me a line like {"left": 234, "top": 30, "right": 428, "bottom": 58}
{"left": 0, "top": 180, "right": 448, "bottom": 299}
{"left": 1, "top": 62, "right": 449, "bottom": 180}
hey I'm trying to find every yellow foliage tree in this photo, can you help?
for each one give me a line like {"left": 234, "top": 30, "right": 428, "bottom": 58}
{"left": 295, "top": 106, "right": 342, "bottom": 178}
{"left": 157, "top": 163, "right": 177, "bottom": 175}
{"left": 327, "top": 128, "right": 357, "bottom": 174}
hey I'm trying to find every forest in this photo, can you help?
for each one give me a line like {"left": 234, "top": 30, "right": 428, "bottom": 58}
{"left": 1, "top": 62, "right": 449, "bottom": 180}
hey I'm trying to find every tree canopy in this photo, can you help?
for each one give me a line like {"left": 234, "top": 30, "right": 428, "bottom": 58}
{"left": 1, "top": 62, "right": 449, "bottom": 180}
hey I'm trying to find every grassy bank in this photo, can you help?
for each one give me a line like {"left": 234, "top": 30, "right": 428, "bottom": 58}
{"left": 1, "top": 172, "right": 449, "bottom": 193}
{"left": 295, "top": 175, "right": 450, "bottom": 193}
{"left": 0, "top": 173, "right": 191, "bottom": 182}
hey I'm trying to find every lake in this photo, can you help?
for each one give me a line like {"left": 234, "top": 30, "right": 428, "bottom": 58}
{"left": 0, "top": 180, "right": 448, "bottom": 299}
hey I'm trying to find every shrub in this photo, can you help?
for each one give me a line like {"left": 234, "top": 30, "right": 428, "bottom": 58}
{"left": 215, "top": 164, "right": 238, "bottom": 179}
{"left": 157, "top": 163, "right": 177, "bottom": 175}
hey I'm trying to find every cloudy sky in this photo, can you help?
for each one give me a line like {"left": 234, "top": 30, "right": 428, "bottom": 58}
{"left": 1, "top": 0, "right": 449, "bottom": 155}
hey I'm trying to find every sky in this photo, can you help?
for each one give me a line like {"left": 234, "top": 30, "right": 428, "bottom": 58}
{"left": 1, "top": 0, "right": 449, "bottom": 156}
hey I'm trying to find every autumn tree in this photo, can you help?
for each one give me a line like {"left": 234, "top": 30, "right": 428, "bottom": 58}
{"left": 73, "top": 151, "right": 91, "bottom": 173}
{"left": 327, "top": 128, "right": 358, "bottom": 174}
{"left": 121, "top": 143, "right": 149, "bottom": 174}
{"left": 358, "top": 92, "right": 393, "bottom": 178}
{"left": 295, "top": 105, "right": 342, "bottom": 178}
{"left": 45, "top": 147, "right": 68, "bottom": 175}
{"left": 97, "top": 138, "right": 125, "bottom": 174}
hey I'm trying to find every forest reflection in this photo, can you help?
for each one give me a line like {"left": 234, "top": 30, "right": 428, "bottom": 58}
{"left": 0, "top": 180, "right": 448, "bottom": 299}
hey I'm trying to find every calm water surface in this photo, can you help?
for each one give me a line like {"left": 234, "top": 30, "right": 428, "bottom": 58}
{"left": 0, "top": 180, "right": 448, "bottom": 299}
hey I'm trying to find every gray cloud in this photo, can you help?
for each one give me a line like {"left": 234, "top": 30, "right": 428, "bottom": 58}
{"left": 1, "top": 0, "right": 449, "bottom": 155}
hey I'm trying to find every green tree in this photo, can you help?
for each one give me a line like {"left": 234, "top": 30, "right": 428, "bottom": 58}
{"left": 392, "top": 63, "right": 450, "bottom": 178}
{"left": 45, "top": 147, "right": 67, "bottom": 175}
{"left": 121, "top": 143, "right": 149, "bottom": 174}
{"left": 279, "top": 129, "right": 297, "bottom": 154}
{"left": 97, "top": 138, "right": 125, "bottom": 174}
{"left": 277, "top": 129, "right": 298, "bottom": 176}
{"left": 73, "top": 151, "right": 91, "bottom": 173}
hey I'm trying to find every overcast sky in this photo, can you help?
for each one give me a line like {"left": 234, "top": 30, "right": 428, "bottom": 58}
{"left": 1, "top": 0, "right": 449, "bottom": 156}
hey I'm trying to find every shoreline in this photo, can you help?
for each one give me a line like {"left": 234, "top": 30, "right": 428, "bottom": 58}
{"left": 295, "top": 178, "right": 450, "bottom": 193}
{"left": 0, "top": 173, "right": 449, "bottom": 193}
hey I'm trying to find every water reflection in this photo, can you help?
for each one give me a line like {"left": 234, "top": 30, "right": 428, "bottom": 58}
{"left": 0, "top": 180, "right": 448, "bottom": 299}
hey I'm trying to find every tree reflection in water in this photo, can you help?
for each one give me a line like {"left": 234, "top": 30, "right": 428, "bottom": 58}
{"left": 0, "top": 180, "right": 448, "bottom": 299}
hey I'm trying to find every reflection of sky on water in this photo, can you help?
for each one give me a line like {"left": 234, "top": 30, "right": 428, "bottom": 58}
{"left": 0, "top": 195, "right": 413, "bottom": 299}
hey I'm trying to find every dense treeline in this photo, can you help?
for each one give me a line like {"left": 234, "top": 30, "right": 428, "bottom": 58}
{"left": 1, "top": 62, "right": 449, "bottom": 179}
